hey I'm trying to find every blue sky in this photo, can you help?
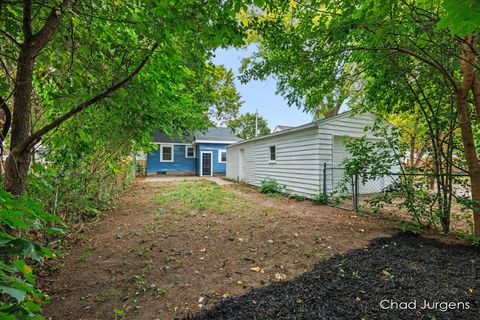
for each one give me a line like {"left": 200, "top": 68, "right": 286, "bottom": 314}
{"left": 211, "top": 45, "right": 312, "bottom": 130}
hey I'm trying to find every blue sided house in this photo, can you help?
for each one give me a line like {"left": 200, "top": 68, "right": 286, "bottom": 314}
{"left": 146, "top": 127, "right": 241, "bottom": 176}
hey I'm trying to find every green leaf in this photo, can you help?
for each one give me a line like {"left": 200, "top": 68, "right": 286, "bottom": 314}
{"left": 23, "top": 301, "right": 42, "bottom": 313}
{"left": 44, "top": 226, "right": 66, "bottom": 235}
{"left": 0, "top": 311, "right": 17, "bottom": 320}
{"left": 3, "top": 239, "right": 46, "bottom": 261}
{"left": 437, "top": 0, "right": 480, "bottom": 35}
{"left": 14, "top": 260, "right": 35, "bottom": 284}
{"left": 0, "top": 286, "right": 26, "bottom": 303}
{"left": 78, "top": 129, "right": 89, "bottom": 142}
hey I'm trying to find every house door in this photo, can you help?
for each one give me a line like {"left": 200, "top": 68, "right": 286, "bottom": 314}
{"left": 201, "top": 152, "right": 212, "bottom": 176}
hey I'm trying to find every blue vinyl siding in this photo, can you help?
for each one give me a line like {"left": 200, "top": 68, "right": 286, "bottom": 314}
{"left": 146, "top": 144, "right": 196, "bottom": 173}
{"left": 147, "top": 143, "right": 229, "bottom": 174}
{"left": 197, "top": 143, "right": 228, "bottom": 174}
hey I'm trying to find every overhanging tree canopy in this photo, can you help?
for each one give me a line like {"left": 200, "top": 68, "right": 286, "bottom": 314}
{"left": 0, "top": 0, "right": 257, "bottom": 195}
{"left": 241, "top": 0, "right": 480, "bottom": 235}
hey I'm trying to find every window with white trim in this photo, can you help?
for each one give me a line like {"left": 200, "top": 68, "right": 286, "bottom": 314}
{"left": 185, "top": 146, "right": 196, "bottom": 158}
{"left": 269, "top": 146, "right": 276, "bottom": 162}
{"left": 218, "top": 150, "right": 227, "bottom": 163}
{"left": 160, "top": 145, "right": 174, "bottom": 162}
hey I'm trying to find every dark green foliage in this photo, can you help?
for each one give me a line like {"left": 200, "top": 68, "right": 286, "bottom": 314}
{"left": 312, "top": 194, "right": 329, "bottom": 205}
{"left": 28, "top": 161, "right": 134, "bottom": 223}
{"left": 340, "top": 121, "right": 472, "bottom": 234}
{"left": 0, "top": 1, "right": 266, "bottom": 319}
{"left": 260, "top": 178, "right": 286, "bottom": 196}
{"left": 0, "top": 189, "right": 64, "bottom": 319}
{"left": 289, "top": 194, "right": 306, "bottom": 201}
{"left": 437, "top": 0, "right": 480, "bottom": 36}
{"left": 201, "top": 64, "right": 244, "bottom": 125}
{"left": 228, "top": 112, "right": 271, "bottom": 140}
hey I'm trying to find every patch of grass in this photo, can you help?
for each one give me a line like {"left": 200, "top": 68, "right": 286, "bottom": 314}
{"left": 78, "top": 248, "right": 92, "bottom": 261}
{"left": 289, "top": 194, "right": 306, "bottom": 201}
{"left": 156, "top": 180, "right": 254, "bottom": 215}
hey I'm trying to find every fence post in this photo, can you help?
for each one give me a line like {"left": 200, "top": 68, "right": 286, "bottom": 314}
{"left": 323, "top": 163, "right": 327, "bottom": 196}
{"left": 351, "top": 176, "right": 355, "bottom": 211}
{"left": 354, "top": 174, "right": 359, "bottom": 212}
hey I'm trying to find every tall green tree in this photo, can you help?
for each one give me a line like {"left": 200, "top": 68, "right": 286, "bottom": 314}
{"left": 201, "top": 63, "right": 243, "bottom": 125}
{"left": 242, "top": 0, "right": 480, "bottom": 235}
{"left": 228, "top": 112, "right": 270, "bottom": 139}
{"left": 0, "top": 0, "right": 256, "bottom": 196}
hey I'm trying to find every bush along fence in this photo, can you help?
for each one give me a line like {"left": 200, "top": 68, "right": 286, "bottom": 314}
{"left": 0, "top": 155, "right": 135, "bottom": 319}
{"left": 323, "top": 163, "right": 475, "bottom": 237}
{"left": 27, "top": 159, "right": 136, "bottom": 224}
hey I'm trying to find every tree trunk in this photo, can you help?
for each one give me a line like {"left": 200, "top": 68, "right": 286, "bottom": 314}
{"left": 324, "top": 105, "right": 340, "bottom": 118}
{"left": 457, "top": 35, "right": 480, "bottom": 236}
{"left": 4, "top": 48, "right": 34, "bottom": 196}
{"left": 457, "top": 89, "right": 480, "bottom": 236}
{"left": 409, "top": 134, "right": 415, "bottom": 167}
{"left": 4, "top": 150, "right": 31, "bottom": 196}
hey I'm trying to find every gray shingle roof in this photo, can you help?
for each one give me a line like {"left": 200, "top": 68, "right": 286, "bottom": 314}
{"left": 151, "top": 127, "right": 241, "bottom": 143}
{"left": 195, "top": 127, "right": 242, "bottom": 142}
{"left": 150, "top": 132, "right": 194, "bottom": 143}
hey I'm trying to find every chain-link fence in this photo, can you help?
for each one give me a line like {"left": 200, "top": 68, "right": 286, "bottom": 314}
{"left": 323, "top": 166, "right": 355, "bottom": 210}
{"left": 321, "top": 164, "right": 470, "bottom": 212}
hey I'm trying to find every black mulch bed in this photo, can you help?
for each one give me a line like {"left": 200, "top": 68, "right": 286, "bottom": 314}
{"left": 185, "top": 233, "right": 480, "bottom": 320}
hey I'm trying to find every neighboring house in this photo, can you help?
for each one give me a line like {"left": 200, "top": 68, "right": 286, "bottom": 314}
{"left": 147, "top": 127, "right": 241, "bottom": 176}
{"left": 226, "top": 112, "right": 397, "bottom": 197}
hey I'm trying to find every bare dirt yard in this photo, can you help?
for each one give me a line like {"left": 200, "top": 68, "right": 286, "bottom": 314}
{"left": 42, "top": 178, "right": 410, "bottom": 319}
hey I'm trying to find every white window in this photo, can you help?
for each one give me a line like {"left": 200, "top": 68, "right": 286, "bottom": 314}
{"left": 269, "top": 146, "right": 276, "bottom": 162}
{"left": 160, "top": 145, "right": 174, "bottom": 162}
{"left": 218, "top": 150, "right": 227, "bottom": 163}
{"left": 185, "top": 145, "right": 196, "bottom": 158}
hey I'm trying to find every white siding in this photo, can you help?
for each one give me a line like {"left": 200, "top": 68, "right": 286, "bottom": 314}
{"left": 228, "top": 126, "right": 322, "bottom": 197}
{"left": 226, "top": 147, "right": 240, "bottom": 179}
{"left": 226, "top": 112, "right": 393, "bottom": 198}
{"left": 317, "top": 112, "right": 381, "bottom": 167}
{"left": 253, "top": 126, "right": 322, "bottom": 197}
{"left": 226, "top": 143, "right": 256, "bottom": 184}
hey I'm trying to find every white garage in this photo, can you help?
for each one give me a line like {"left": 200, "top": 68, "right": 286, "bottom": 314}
{"left": 226, "top": 111, "right": 396, "bottom": 198}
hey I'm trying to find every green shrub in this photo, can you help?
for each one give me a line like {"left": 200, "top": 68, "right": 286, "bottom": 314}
{"left": 0, "top": 189, "right": 65, "bottom": 319}
{"left": 260, "top": 178, "right": 286, "bottom": 195}
{"left": 289, "top": 194, "right": 305, "bottom": 201}
{"left": 28, "top": 160, "right": 134, "bottom": 223}
{"left": 312, "top": 193, "right": 329, "bottom": 205}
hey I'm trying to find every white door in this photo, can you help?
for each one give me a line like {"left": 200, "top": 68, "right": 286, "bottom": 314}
{"left": 333, "top": 136, "right": 349, "bottom": 167}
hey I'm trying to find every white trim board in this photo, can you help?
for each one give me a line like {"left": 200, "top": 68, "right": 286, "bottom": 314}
{"left": 200, "top": 151, "right": 213, "bottom": 176}
{"left": 218, "top": 149, "right": 227, "bottom": 163}
{"left": 185, "top": 145, "right": 196, "bottom": 158}
{"left": 195, "top": 140, "right": 239, "bottom": 144}
{"left": 151, "top": 142, "right": 191, "bottom": 145}
{"left": 160, "top": 144, "right": 174, "bottom": 162}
